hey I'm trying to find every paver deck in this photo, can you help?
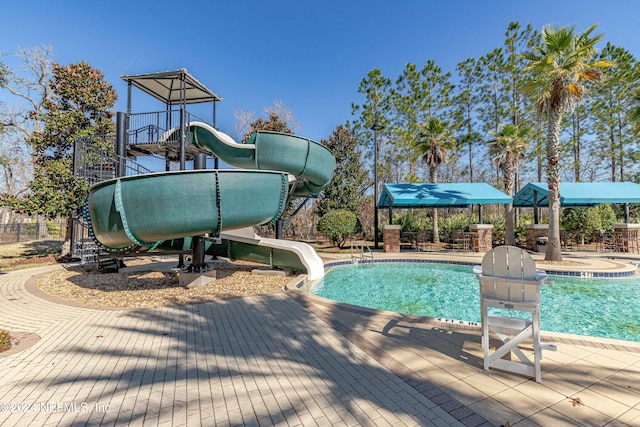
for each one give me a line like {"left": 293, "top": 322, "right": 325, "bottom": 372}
{"left": 0, "top": 265, "right": 465, "bottom": 426}
{"left": 1, "top": 249, "right": 640, "bottom": 426}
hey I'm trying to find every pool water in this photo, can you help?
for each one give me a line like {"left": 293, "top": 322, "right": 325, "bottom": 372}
{"left": 310, "top": 262, "right": 640, "bottom": 343}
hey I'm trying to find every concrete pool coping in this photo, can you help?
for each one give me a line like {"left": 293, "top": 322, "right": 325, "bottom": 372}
{"left": 317, "top": 248, "right": 640, "bottom": 277}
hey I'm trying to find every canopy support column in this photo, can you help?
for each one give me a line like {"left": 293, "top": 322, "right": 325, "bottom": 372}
{"left": 179, "top": 72, "right": 187, "bottom": 171}
{"left": 188, "top": 153, "right": 208, "bottom": 272}
{"left": 625, "top": 203, "right": 630, "bottom": 223}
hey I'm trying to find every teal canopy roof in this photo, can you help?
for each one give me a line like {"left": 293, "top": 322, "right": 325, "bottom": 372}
{"left": 377, "top": 183, "right": 512, "bottom": 208}
{"left": 512, "top": 182, "right": 640, "bottom": 208}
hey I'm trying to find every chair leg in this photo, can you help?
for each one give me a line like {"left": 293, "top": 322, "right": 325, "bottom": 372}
{"left": 533, "top": 312, "right": 542, "bottom": 383}
{"left": 481, "top": 305, "right": 490, "bottom": 371}
{"left": 482, "top": 314, "right": 552, "bottom": 383}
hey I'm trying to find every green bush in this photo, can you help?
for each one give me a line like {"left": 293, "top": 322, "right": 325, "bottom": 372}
{"left": 439, "top": 213, "right": 472, "bottom": 240}
{"left": 317, "top": 209, "right": 357, "bottom": 248}
{"left": 561, "top": 205, "right": 617, "bottom": 238}
{"left": 485, "top": 215, "right": 506, "bottom": 245}
{"left": 595, "top": 204, "right": 617, "bottom": 230}
{"left": 392, "top": 210, "right": 430, "bottom": 232}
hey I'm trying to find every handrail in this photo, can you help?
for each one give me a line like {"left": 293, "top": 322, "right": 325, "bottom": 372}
{"left": 350, "top": 237, "right": 374, "bottom": 266}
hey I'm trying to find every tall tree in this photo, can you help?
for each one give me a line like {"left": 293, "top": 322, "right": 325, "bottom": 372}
{"left": 393, "top": 60, "right": 453, "bottom": 181}
{"left": 489, "top": 124, "right": 530, "bottom": 245}
{"left": 477, "top": 48, "right": 509, "bottom": 137}
{"left": 235, "top": 101, "right": 299, "bottom": 141}
{"left": 0, "top": 46, "right": 54, "bottom": 219}
{"left": 1, "top": 61, "right": 117, "bottom": 244}
{"left": 566, "top": 100, "right": 591, "bottom": 181}
{"left": 240, "top": 106, "right": 298, "bottom": 235}
{"left": 241, "top": 111, "right": 293, "bottom": 141}
{"left": 503, "top": 22, "right": 541, "bottom": 212}
{"left": 632, "top": 94, "right": 640, "bottom": 135}
{"left": 504, "top": 22, "right": 540, "bottom": 126}
{"left": 316, "top": 124, "right": 368, "bottom": 219}
{"left": 414, "top": 117, "right": 456, "bottom": 243}
{"left": 522, "top": 23, "right": 614, "bottom": 261}
{"left": 452, "top": 57, "right": 482, "bottom": 182}
{"left": 591, "top": 43, "right": 638, "bottom": 181}
{"left": 351, "top": 68, "right": 392, "bottom": 236}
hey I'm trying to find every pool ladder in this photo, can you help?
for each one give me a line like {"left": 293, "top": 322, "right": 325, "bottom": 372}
{"left": 351, "top": 238, "right": 375, "bottom": 266}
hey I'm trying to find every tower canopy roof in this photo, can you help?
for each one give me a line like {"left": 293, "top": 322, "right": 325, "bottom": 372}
{"left": 121, "top": 69, "right": 222, "bottom": 105}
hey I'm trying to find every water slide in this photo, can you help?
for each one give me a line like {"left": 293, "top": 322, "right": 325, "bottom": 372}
{"left": 83, "top": 124, "right": 335, "bottom": 280}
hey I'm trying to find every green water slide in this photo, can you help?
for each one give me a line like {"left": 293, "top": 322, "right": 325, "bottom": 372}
{"left": 84, "top": 125, "right": 335, "bottom": 280}
{"left": 185, "top": 122, "right": 335, "bottom": 196}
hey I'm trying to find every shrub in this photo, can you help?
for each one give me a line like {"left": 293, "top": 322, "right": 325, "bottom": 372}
{"left": 317, "top": 209, "right": 357, "bottom": 248}
{"left": 392, "top": 210, "right": 430, "bottom": 232}
{"left": 439, "top": 213, "right": 472, "bottom": 240}
{"left": 561, "top": 205, "right": 616, "bottom": 239}
{"left": 485, "top": 215, "right": 506, "bottom": 245}
{"left": 595, "top": 204, "right": 617, "bottom": 230}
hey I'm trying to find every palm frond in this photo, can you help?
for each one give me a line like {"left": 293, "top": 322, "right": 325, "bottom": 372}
{"left": 591, "top": 60, "right": 616, "bottom": 68}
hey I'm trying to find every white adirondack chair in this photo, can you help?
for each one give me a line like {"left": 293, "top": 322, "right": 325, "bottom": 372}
{"left": 473, "top": 246, "right": 556, "bottom": 382}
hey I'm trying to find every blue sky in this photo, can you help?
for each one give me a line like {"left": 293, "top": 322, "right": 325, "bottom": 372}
{"left": 2, "top": 0, "right": 640, "bottom": 142}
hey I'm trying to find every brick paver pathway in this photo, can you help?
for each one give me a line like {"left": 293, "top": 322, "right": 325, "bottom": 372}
{"left": 0, "top": 266, "right": 469, "bottom": 426}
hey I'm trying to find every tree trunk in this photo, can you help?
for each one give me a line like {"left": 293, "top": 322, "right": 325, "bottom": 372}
{"left": 429, "top": 166, "right": 440, "bottom": 243}
{"left": 60, "top": 213, "right": 74, "bottom": 258}
{"left": 545, "top": 109, "right": 563, "bottom": 261}
{"left": 617, "top": 111, "right": 625, "bottom": 181}
{"left": 609, "top": 125, "right": 617, "bottom": 181}
{"left": 504, "top": 160, "right": 515, "bottom": 246}
{"left": 573, "top": 113, "right": 581, "bottom": 182}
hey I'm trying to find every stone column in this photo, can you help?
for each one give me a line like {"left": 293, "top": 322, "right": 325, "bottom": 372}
{"left": 383, "top": 225, "right": 401, "bottom": 253}
{"left": 469, "top": 224, "right": 493, "bottom": 252}
{"left": 525, "top": 224, "right": 549, "bottom": 252}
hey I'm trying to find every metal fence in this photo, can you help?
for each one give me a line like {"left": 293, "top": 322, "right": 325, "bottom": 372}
{"left": 0, "top": 222, "right": 66, "bottom": 244}
{"left": 127, "top": 110, "right": 208, "bottom": 145}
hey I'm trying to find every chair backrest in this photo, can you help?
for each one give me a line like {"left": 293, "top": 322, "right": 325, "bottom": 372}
{"left": 479, "top": 246, "right": 540, "bottom": 304}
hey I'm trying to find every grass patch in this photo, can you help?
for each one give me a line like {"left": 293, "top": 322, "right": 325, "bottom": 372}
{"left": 308, "top": 239, "right": 365, "bottom": 253}
{"left": 0, "top": 329, "right": 11, "bottom": 353}
{"left": 0, "top": 240, "right": 63, "bottom": 271}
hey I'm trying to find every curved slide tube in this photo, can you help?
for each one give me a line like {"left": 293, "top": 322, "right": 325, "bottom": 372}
{"left": 85, "top": 126, "right": 334, "bottom": 279}
{"left": 181, "top": 122, "right": 336, "bottom": 196}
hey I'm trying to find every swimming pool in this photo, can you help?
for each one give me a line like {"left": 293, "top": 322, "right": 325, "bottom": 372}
{"left": 310, "top": 262, "right": 640, "bottom": 342}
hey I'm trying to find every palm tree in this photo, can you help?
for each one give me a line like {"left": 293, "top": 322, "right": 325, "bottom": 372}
{"left": 489, "top": 124, "right": 530, "bottom": 246}
{"left": 414, "top": 117, "right": 456, "bottom": 243}
{"left": 522, "top": 23, "right": 614, "bottom": 261}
